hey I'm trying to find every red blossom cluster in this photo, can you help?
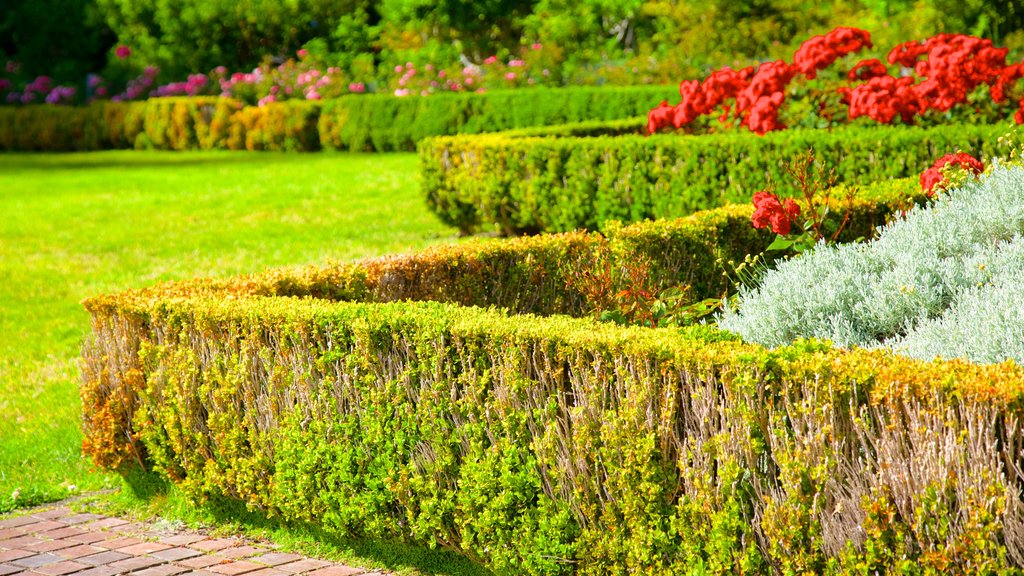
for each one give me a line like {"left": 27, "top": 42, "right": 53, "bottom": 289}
{"left": 919, "top": 152, "right": 985, "bottom": 197}
{"left": 839, "top": 74, "right": 920, "bottom": 123}
{"left": 649, "top": 27, "right": 1024, "bottom": 136}
{"left": 847, "top": 58, "right": 888, "bottom": 82}
{"left": 793, "top": 27, "right": 873, "bottom": 79}
{"left": 752, "top": 191, "right": 801, "bottom": 235}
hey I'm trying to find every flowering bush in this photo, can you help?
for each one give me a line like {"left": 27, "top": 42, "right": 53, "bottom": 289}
{"left": 0, "top": 49, "right": 370, "bottom": 107}
{"left": 919, "top": 152, "right": 985, "bottom": 197}
{"left": 649, "top": 28, "right": 1024, "bottom": 135}
{"left": 383, "top": 43, "right": 558, "bottom": 97}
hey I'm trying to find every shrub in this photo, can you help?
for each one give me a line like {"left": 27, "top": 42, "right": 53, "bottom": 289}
{"left": 0, "top": 87, "right": 674, "bottom": 153}
{"left": 81, "top": 276, "right": 1024, "bottom": 574}
{"left": 719, "top": 160, "right": 1024, "bottom": 365}
{"left": 316, "top": 87, "right": 673, "bottom": 152}
{"left": 420, "top": 123, "right": 1004, "bottom": 234}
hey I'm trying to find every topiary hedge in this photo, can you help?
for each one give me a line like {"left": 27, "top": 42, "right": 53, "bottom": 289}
{"left": 0, "top": 86, "right": 674, "bottom": 152}
{"left": 419, "top": 123, "right": 1008, "bottom": 235}
{"left": 82, "top": 268, "right": 1024, "bottom": 575}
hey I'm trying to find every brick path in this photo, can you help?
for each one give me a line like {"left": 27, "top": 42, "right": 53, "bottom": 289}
{"left": 0, "top": 506, "right": 386, "bottom": 576}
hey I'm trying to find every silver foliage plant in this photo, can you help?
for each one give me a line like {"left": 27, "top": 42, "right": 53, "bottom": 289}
{"left": 718, "top": 160, "right": 1024, "bottom": 364}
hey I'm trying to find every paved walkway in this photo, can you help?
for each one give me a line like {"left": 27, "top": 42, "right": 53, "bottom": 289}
{"left": 0, "top": 506, "right": 386, "bottom": 576}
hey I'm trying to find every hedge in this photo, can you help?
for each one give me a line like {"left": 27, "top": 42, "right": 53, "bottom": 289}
{"left": 419, "top": 123, "right": 1009, "bottom": 235}
{"left": 0, "top": 86, "right": 674, "bottom": 152}
{"left": 82, "top": 278, "right": 1024, "bottom": 575}
{"left": 80, "top": 178, "right": 1024, "bottom": 576}
{"left": 92, "top": 177, "right": 910, "bottom": 325}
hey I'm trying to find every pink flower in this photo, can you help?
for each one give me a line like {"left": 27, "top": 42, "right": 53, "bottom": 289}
{"left": 532, "top": 43, "right": 542, "bottom": 50}
{"left": 505, "top": 72, "right": 516, "bottom": 80}
{"left": 484, "top": 56, "right": 498, "bottom": 65}
{"left": 297, "top": 48, "right": 309, "bottom": 59}
{"left": 394, "top": 65, "right": 403, "bottom": 73}
{"left": 115, "top": 45, "right": 131, "bottom": 59}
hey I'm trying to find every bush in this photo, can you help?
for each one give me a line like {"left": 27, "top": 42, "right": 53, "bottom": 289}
{"left": 0, "top": 87, "right": 675, "bottom": 153}
{"left": 720, "top": 160, "right": 1024, "bottom": 365}
{"left": 419, "top": 123, "right": 1008, "bottom": 235}
{"left": 82, "top": 270, "right": 1024, "bottom": 574}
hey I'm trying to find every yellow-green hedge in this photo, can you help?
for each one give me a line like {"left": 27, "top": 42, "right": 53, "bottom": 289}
{"left": 82, "top": 283, "right": 1024, "bottom": 575}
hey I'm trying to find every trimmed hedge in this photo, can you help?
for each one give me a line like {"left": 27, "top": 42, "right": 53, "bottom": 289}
{"left": 79, "top": 179, "right": 1016, "bottom": 576}
{"left": 0, "top": 86, "right": 673, "bottom": 153}
{"left": 82, "top": 279, "right": 1024, "bottom": 575}
{"left": 94, "top": 178, "right": 910, "bottom": 324}
{"left": 419, "top": 123, "right": 1008, "bottom": 235}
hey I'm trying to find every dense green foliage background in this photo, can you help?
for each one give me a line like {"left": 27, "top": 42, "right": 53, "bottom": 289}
{"left": 4, "top": 0, "right": 1024, "bottom": 86}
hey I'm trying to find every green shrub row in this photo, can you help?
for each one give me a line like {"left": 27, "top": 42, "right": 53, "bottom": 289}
{"left": 419, "top": 123, "right": 1008, "bottom": 235}
{"left": 0, "top": 87, "right": 674, "bottom": 152}
{"left": 82, "top": 283, "right": 1024, "bottom": 575}
{"left": 100, "top": 178, "right": 909, "bottom": 327}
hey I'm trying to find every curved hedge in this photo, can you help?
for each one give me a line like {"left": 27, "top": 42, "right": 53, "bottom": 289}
{"left": 79, "top": 178, "right": 1024, "bottom": 575}
{"left": 0, "top": 86, "right": 673, "bottom": 152}
{"left": 419, "top": 123, "right": 1009, "bottom": 235}
{"left": 82, "top": 260, "right": 1024, "bottom": 575}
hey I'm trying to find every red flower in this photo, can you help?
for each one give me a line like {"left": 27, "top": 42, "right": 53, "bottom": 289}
{"left": 848, "top": 59, "right": 888, "bottom": 82}
{"left": 752, "top": 191, "right": 801, "bottom": 235}
{"left": 794, "top": 27, "right": 873, "bottom": 79}
{"left": 647, "top": 100, "right": 675, "bottom": 134}
{"left": 919, "top": 152, "right": 985, "bottom": 197}
{"left": 115, "top": 45, "right": 131, "bottom": 60}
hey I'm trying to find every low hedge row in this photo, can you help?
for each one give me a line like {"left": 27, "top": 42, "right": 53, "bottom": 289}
{"left": 0, "top": 86, "right": 674, "bottom": 152}
{"left": 82, "top": 285, "right": 1024, "bottom": 575}
{"left": 95, "top": 178, "right": 910, "bottom": 326}
{"left": 419, "top": 123, "right": 1007, "bottom": 235}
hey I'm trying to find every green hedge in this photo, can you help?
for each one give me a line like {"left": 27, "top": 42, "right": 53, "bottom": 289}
{"left": 82, "top": 279, "right": 1024, "bottom": 575}
{"left": 105, "top": 178, "right": 907, "bottom": 326}
{"left": 419, "top": 123, "right": 1009, "bottom": 235}
{"left": 0, "top": 86, "right": 674, "bottom": 152}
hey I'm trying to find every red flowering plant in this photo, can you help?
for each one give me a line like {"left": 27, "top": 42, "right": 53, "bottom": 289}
{"left": 919, "top": 152, "right": 985, "bottom": 198}
{"left": 648, "top": 28, "right": 1024, "bottom": 136}
{"left": 752, "top": 148, "right": 857, "bottom": 255}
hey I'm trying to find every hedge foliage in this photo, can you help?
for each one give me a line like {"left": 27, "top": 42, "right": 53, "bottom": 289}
{"left": 79, "top": 177, "right": 1024, "bottom": 575}
{"left": 0, "top": 86, "right": 673, "bottom": 152}
{"left": 82, "top": 278, "right": 1024, "bottom": 575}
{"left": 419, "top": 123, "right": 1009, "bottom": 235}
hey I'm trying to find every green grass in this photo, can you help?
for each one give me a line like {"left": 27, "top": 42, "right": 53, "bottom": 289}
{"left": 0, "top": 150, "right": 485, "bottom": 574}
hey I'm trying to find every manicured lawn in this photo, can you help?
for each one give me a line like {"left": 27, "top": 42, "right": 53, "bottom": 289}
{"left": 0, "top": 150, "right": 456, "bottom": 511}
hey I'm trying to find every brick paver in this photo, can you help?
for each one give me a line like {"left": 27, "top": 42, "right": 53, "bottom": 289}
{"left": 34, "top": 559, "right": 90, "bottom": 575}
{"left": 0, "top": 505, "right": 386, "bottom": 575}
{"left": 216, "top": 545, "right": 267, "bottom": 560}
{"left": 208, "top": 560, "right": 264, "bottom": 575}
{"left": 77, "top": 550, "right": 131, "bottom": 566}
{"left": 250, "top": 552, "right": 303, "bottom": 566}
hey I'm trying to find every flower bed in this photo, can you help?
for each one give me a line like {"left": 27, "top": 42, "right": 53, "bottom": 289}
{"left": 649, "top": 28, "right": 1024, "bottom": 135}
